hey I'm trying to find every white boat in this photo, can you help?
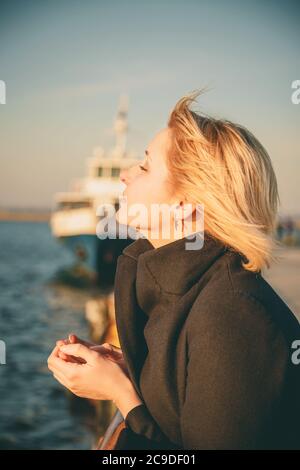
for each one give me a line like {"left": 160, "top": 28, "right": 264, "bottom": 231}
{"left": 50, "top": 95, "right": 141, "bottom": 285}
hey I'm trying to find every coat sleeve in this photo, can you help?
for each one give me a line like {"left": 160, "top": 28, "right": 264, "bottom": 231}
{"left": 180, "top": 290, "right": 289, "bottom": 449}
{"left": 120, "top": 403, "right": 182, "bottom": 450}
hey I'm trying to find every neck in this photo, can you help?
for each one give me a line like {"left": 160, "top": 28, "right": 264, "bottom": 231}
{"left": 135, "top": 219, "right": 201, "bottom": 249}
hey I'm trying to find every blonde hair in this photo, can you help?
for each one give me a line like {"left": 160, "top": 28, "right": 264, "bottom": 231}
{"left": 166, "top": 88, "right": 281, "bottom": 272}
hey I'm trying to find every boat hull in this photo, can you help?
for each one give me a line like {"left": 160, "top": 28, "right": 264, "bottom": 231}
{"left": 56, "top": 232, "right": 135, "bottom": 286}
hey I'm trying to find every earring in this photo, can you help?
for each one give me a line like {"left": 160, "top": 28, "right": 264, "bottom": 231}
{"left": 174, "top": 204, "right": 182, "bottom": 230}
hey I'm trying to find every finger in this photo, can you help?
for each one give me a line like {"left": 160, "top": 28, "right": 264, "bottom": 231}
{"left": 69, "top": 334, "right": 78, "bottom": 344}
{"left": 91, "top": 344, "right": 122, "bottom": 359}
{"left": 59, "top": 343, "right": 98, "bottom": 362}
{"left": 50, "top": 354, "right": 81, "bottom": 377}
{"left": 47, "top": 345, "right": 62, "bottom": 371}
{"left": 56, "top": 339, "right": 69, "bottom": 347}
{"left": 69, "top": 334, "right": 96, "bottom": 348}
{"left": 59, "top": 350, "right": 87, "bottom": 364}
{"left": 58, "top": 350, "right": 80, "bottom": 363}
{"left": 109, "top": 345, "right": 123, "bottom": 358}
{"left": 90, "top": 345, "right": 116, "bottom": 357}
{"left": 48, "top": 345, "right": 61, "bottom": 362}
{"left": 110, "top": 344, "right": 122, "bottom": 353}
{"left": 90, "top": 345, "right": 109, "bottom": 352}
{"left": 89, "top": 346, "right": 113, "bottom": 361}
{"left": 102, "top": 343, "right": 122, "bottom": 354}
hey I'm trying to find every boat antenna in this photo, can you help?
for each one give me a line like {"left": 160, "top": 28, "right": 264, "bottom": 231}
{"left": 112, "top": 93, "right": 129, "bottom": 158}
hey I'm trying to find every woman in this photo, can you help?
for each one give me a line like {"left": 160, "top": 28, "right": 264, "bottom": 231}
{"left": 47, "top": 89, "right": 300, "bottom": 449}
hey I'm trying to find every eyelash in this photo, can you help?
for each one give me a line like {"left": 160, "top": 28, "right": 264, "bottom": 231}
{"left": 139, "top": 164, "right": 147, "bottom": 172}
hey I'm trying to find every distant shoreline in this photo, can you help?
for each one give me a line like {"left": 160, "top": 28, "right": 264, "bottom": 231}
{"left": 0, "top": 210, "right": 51, "bottom": 222}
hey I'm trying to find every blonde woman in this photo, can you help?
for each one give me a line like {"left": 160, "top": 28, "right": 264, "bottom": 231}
{"left": 48, "top": 90, "right": 300, "bottom": 450}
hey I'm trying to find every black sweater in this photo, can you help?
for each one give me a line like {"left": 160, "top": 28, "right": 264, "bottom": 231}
{"left": 113, "top": 231, "right": 300, "bottom": 449}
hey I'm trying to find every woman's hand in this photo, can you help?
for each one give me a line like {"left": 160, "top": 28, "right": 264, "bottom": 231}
{"left": 90, "top": 343, "right": 129, "bottom": 378}
{"left": 47, "top": 342, "right": 133, "bottom": 402}
{"left": 55, "top": 334, "right": 95, "bottom": 364}
{"left": 55, "top": 333, "right": 129, "bottom": 377}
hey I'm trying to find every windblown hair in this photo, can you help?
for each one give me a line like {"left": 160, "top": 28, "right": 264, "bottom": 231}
{"left": 166, "top": 88, "right": 281, "bottom": 272}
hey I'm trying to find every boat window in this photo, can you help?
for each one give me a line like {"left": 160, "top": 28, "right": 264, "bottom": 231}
{"left": 58, "top": 201, "right": 91, "bottom": 210}
{"left": 111, "top": 167, "right": 120, "bottom": 178}
{"left": 97, "top": 167, "right": 103, "bottom": 177}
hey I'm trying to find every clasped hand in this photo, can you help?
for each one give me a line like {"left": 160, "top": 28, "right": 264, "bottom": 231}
{"left": 47, "top": 334, "right": 131, "bottom": 402}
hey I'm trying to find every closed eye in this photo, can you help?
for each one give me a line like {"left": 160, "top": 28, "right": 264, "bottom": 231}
{"left": 139, "top": 164, "right": 147, "bottom": 171}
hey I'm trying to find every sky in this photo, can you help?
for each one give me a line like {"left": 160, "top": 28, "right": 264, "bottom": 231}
{"left": 0, "top": 0, "right": 299, "bottom": 215}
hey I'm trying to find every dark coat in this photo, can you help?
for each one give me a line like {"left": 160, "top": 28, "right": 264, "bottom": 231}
{"left": 112, "top": 231, "right": 300, "bottom": 450}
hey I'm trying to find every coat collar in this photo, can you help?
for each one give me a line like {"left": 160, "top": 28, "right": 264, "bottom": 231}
{"left": 114, "top": 230, "right": 229, "bottom": 400}
{"left": 121, "top": 230, "right": 229, "bottom": 296}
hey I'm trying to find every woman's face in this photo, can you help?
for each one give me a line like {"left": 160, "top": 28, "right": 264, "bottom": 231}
{"left": 115, "top": 127, "right": 178, "bottom": 236}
